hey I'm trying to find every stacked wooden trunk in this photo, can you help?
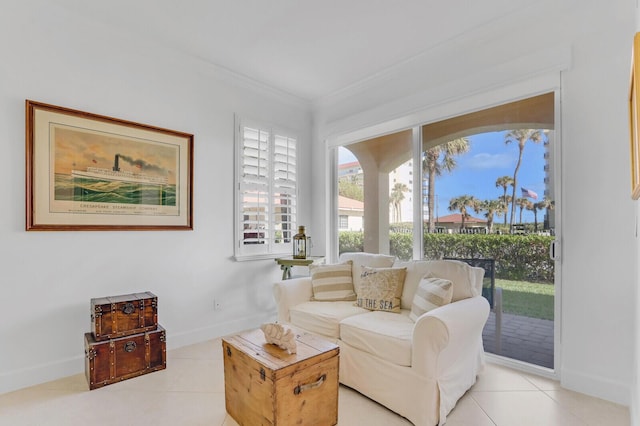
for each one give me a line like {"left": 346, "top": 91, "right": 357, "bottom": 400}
{"left": 84, "top": 292, "right": 166, "bottom": 390}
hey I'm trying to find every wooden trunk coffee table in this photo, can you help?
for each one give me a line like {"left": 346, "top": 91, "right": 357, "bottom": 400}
{"left": 222, "top": 328, "right": 339, "bottom": 425}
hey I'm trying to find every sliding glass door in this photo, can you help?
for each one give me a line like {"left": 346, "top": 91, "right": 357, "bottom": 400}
{"left": 334, "top": 93, "right": 558, "bottom": 370}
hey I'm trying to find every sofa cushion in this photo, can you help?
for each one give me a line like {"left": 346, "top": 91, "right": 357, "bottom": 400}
{"left": 309, "top": 261, "right": 356, "bottom": 301}
{"left": 409, "top": 277, "right": 453, "bottom": 322}
{"left": 425, "top": 260, "right": 481, "bottom": 302}
{"left": 289, "top": 301, "right": 368, "bottom": 339}
{"left": 355, "top": 266, "right": 407, "bottom": 313}
{"left": 397, "top": 260, "right": 481, "bottom": 309}
{"left": 339, "top": 252, "right": 396, "bottom": 295}
{"left": 339, "top": 310, "right": 414, "bottom": 367}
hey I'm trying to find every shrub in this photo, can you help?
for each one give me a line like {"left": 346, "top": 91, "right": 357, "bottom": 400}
{"left": 423, "top": 233, "right": 554, "bottom": 283}
{"left": 390, "top": 232, "right": 413, "bottom": 261}
{"left": 339, "top": 231, "right": 554, "bottom": 283}
{"left": 338, "top": 231, "right": 364, "bottom": 254}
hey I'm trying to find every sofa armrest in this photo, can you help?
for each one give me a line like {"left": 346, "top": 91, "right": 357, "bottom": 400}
{"left": 412, "top": 296, "right": 490, "bottom": 376}
{"left": 273, "top": 277, "right": 313, "bottom": 323}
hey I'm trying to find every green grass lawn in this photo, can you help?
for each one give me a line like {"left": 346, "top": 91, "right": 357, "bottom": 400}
{"left": 495, "top": 279, "right": 554, "bottom": 321}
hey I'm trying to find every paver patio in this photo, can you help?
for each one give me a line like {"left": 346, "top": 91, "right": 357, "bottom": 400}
{"left": 482, "top": 311, "right": 554, "bottom": 369}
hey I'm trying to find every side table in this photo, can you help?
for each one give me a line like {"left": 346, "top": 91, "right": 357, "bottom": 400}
{"left": 222, "top": 328, "right": 339, "bottom": 425}
{"left": 275, "top": 256, "right": 325, "bottom": 280}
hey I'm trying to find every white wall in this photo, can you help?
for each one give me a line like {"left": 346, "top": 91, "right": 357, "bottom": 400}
{"left": 0, "top": 2, "right": 312, "bottom": 393}
{"left": 560, "top": 12, "right": 636, "bottom": 405}
{"left": 632, "top": 4, "right": 640, "bottom": 425}
{"left": 634, "top": 198, "right": 640, "bottom": 424}
{"left": 312, "top": 0, "right": 637, "bottom": 407}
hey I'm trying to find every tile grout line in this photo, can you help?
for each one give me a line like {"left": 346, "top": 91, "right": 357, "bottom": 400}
{"left": 468, "top": 392, "right": 499, "bottom": 426}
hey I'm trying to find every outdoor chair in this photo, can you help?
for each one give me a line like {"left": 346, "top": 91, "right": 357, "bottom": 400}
{"left": 444, "top": 257, "right": 502, "bottom": 353}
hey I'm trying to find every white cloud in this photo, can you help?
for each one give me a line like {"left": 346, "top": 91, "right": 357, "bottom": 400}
{"left": 466, "top": 152, "right": 513, "bottom": 169}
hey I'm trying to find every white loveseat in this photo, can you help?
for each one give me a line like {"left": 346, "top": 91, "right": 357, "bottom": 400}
{"left": 273, "top": 253, "right": 490, "bottom": 426}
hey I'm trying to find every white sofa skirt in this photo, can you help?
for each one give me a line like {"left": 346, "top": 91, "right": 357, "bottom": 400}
{"left": 339, "top": 333, "right": 485, "bottom": 426}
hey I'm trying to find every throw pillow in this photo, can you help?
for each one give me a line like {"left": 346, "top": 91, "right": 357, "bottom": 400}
{"left": 309, "top": 261, "right": 356, "bottom": 301}
{"left": 354, "top": 266, "right": 407, "bottom": 313}
{"left": 409, "top": 276, "right": 453, "bottom": 322}
{"left": 339, "top": 252, "right": 396, "bottom": 296}
{"left": 423, "top": 260, "right": 479, "bottom": 302}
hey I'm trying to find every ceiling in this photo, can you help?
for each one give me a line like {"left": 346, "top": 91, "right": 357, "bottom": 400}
{"left": 59, "top": 0, "right": 547, "bottom": 101}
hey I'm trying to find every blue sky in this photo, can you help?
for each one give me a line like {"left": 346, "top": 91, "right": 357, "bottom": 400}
{"left": 339, "top": 131, "right": 549, "bottom": 223}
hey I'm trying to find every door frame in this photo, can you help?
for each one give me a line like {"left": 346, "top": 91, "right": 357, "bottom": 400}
{"left": 326, "top": 74, "right": 563, "bottom": 379}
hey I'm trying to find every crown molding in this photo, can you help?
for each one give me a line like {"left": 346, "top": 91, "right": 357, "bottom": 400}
{"left": 320, "top": 45, "right": 570, "bottom": 146}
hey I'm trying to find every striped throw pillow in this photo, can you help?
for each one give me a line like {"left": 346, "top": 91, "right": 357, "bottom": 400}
{"left": 310, "top": 261, "right": 356, "bottom": 301}
{"left": 409, "top": 277, "right": 453, "bottom": 322}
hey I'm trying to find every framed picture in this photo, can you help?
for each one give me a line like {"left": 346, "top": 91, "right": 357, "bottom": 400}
{"left": 26, "top": 100, "right": 193, "bottom": 230}
{"left": 630, "top": 33, "right": 640, "bottom": 200}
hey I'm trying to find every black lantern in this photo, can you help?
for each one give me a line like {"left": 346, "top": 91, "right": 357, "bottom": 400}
{"left": 293, "top": 226, "right": 307, "bottom": 259}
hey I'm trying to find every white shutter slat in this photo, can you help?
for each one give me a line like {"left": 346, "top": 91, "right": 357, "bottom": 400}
{"left": 236, "top": 122, "right": 297, "bottom": 257}
{"left": 240, "top": 126, "right": 271, "bottom": 248}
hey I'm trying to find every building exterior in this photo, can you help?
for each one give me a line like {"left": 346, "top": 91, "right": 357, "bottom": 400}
{"left": 338, "top": 195, "right": 364, "bottom": 231}
{"left": 340, "top": 158, "right": 417, "bottom": 225}
{"left": 434, "top": 213, "right": 488, "bottom": 233}
{"left": 389, "top": 160, "right": 414, "bottom": 224}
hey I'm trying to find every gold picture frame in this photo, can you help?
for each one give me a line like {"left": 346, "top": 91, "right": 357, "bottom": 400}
{"left": 26, "top": 100, "right": 194, "bottom": 230}
{"left": 629, "top": 33, "right": 640, "bottom": 200}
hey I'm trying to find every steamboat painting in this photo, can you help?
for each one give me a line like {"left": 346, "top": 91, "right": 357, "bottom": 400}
{"left": 26, "top": 100, "right": 193, "bottom": 230}
{"left": 53, "top": 125, "right": 179, "bottom": 211}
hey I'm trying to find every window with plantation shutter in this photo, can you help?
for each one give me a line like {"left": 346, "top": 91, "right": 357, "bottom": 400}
{"left": 235, "top": 117, "right": 298, "bottom": 260}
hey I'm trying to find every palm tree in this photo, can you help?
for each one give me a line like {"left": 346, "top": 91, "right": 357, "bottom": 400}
{"left": 448, "top": 194, "right": 479, "bottom": 230}
{"left": 498, "top": 194, "right": 512, "bottom": 229}
{"left": 526, "top": 202, "right": 539, "bottom": 231}
{"left": 476, "top": 199, "right": 503, "bottom": 234}
{"left": 516, "top": 197, "right": 532, "bottom": 224}
{"left": 534, "top": 197, "right": 555, "bottom": 231}
{"left": 389, "top": 182, "right": 409, "bottom": 223}
{"left": 504, "top": 129, "right": 544, "bottom": 231}
{"left": 424, "top": 138, "right": 470, "bottom": 232}
{"left": 495, "top": 175, "right": 514, "bottom": 225}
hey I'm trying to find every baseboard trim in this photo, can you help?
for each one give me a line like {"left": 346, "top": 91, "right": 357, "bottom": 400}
{"left": 561, "top": 367, "right": 630, "bottom": 406}
{"left": 165, "top": 312, "right": 276, "bottom": 350}
{"left": 0, "top": 311, "right": 276, "bottom": 395}
{"left": 0, "top": 355, "right": 82, "bottom": 395}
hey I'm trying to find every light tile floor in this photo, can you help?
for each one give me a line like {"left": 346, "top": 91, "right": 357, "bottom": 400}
{"left": 0, "top": 338, "right": 630, "bottom": 425}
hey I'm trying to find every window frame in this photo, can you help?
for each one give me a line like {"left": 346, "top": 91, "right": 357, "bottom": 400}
{"left": 234, "top": 116, "right": 298, "bottom": 261}
{"left": 338, "top": 215, "right": 348, "bottom": 229}
{"left": 327, "top": 80, "right": 562, "bottom": 263}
